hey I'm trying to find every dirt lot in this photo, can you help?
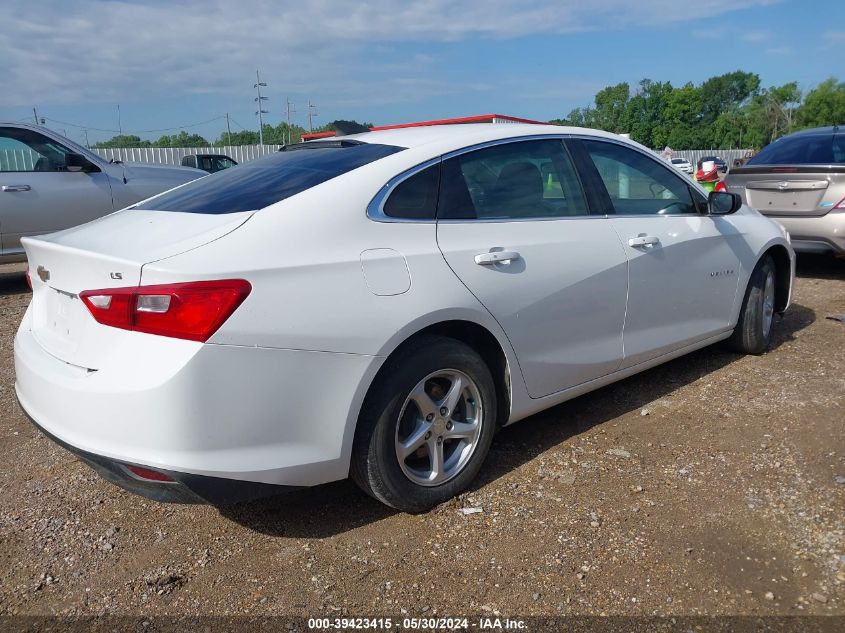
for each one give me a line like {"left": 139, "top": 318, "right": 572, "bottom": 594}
{"left": 0, "top": 256, "right": 843, "bottom": 629}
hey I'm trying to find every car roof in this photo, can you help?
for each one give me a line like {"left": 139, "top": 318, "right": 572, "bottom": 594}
{"left": 787, "top": 125, "right": 840, "bottom": 137}
{"left": 320, "top": 123, "right": 626, "bottom": 154}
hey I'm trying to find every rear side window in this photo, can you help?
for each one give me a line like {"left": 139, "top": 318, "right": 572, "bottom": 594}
{"left": 383, "top": 163, "right": 441, "bottom": 219}
{"left": 748, "top": 134, "right": 836, "bottom": 165}
{"left": 437, "top": 139, "right": 588, "bottom": 220}
{"left": 135, "top": 142, "right": 404, "bottom": 213}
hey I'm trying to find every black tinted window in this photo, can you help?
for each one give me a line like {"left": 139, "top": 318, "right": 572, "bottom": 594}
{"left": 438, "top": 140, "right": 588, "bottom": 220}
{"left": 584, "top": 140, "right": 696, "bottom": 215}
{"left": 748, "top": 134, "right": 836, "bottom": 165}
{"left": 383, "top": 163, "right": 440, "bottom": 219}
{"left": 135, "top": 143, "right": 404, "bottom": 213}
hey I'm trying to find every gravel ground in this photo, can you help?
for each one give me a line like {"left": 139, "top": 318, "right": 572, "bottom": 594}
{"left": 0, "top": 256, "right": 843, "bottom": 627}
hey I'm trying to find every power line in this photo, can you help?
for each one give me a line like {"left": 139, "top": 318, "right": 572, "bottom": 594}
{"left": 41, "top": 115, "right": 227, "bottom": 135}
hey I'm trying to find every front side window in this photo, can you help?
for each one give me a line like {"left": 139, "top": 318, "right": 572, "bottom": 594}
{"left": 135, "top": 142, "right": 404, "bottom": 214}
{"left": 0, "top": 127, "right": 74, "bottom": 172}
{"left": 583, "top": 140, "right": 697, "bottom": 215}
{"left": 438, "top": 139, "right": 588, "bottom": 220}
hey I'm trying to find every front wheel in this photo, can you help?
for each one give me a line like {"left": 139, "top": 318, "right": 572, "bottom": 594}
{"left": 727, "top": 255, "right": 777, "bottom": 354}
{"left": 350, "top": 335, "right": 497, "bottom": 513}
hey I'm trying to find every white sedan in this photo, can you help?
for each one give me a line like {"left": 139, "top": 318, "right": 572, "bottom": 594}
{"left": 15, "top": 124, "right": 794, "bottom": 511}
{"left": 670, "top": 157, "right": 693, "bottom": 174}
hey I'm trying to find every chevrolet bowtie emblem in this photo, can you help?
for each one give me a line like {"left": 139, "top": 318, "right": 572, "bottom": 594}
{"left": 36, "top": 265, "right": 50, "bottom": 282}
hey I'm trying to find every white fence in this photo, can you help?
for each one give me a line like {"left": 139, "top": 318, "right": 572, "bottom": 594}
{"left": 91, "top": 144, "right": 282, "bottom": 166}
{"left": 0, "top": 148, "right": 38, "bottom": 171}
{"left": 666, "top": 149, "right": 751, "bottom": 167}
{"left": 1, "top": 145, "right": 753, "bottom": 171}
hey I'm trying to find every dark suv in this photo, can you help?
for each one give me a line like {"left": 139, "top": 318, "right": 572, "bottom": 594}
{"left": 699, "top": 155, "right": 728, "bottom": 173}
{"left": 180, "top": 153, "right": 237, "bottom": 173}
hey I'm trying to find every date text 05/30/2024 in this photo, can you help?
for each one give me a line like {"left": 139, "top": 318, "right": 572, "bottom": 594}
{"left": 307, "top": 617, "right": 528, "bottom": 630}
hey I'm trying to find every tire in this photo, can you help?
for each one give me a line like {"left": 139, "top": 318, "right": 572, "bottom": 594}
{"left": 727, "top": 255, "right": 777, "bottom": 354}
{"left": 350, "top": 335, "right": 497, "bottom": 513}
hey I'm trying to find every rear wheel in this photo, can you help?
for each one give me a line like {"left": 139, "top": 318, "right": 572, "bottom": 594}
{"left": 350, "top": 335, "right": 497, "bottom": 513}
{"left": 727, "top": 255, "right": 776, "bottom": 354}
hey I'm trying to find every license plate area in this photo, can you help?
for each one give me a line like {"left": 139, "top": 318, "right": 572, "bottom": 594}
{"left": 32, "top": 288, "right": 89, "bottom": 359}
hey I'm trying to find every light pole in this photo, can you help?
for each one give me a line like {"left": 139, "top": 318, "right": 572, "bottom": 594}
{"left": 285, "top": 98, "right": 296, "bottom": 145}
{"left": 254, "top": 70, "right": 269, "bottom": 145}
{"left": 308, "top": 100, "right": 317, "bottom": 133}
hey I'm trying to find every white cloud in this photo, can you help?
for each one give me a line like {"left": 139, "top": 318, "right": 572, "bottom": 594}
{"left": 692, "top": 28, "right": 724, "bottom": 39}
{"left": 741, "top": 30, "right": 772, "bottom": 43}
{"left": 0, "top": 0, "right": 781, "bottom": 106}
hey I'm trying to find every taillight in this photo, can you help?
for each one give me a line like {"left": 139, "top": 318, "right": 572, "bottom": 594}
{"left": 25, "top": 269, "right": 32, "bottom": 289}
{"left": 80, "top": 279, "right": 251, "bottom": 342}
{"left": 125, "top": 465, "right": 174, "bottom": 482}
{"left": 714, "top": 181, "right": 727, "bottom": 192}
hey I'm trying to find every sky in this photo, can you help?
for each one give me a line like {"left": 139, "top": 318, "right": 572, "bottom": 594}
{"left": 1, "top": 0, "right": 843, "bottom": 147}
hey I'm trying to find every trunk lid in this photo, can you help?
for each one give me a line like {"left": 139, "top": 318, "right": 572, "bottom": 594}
{"left": 23, "top": 209, "right": 253, "bottom": 369}
{"left": 725, "top": 166, "right": 845, "bottom": 217}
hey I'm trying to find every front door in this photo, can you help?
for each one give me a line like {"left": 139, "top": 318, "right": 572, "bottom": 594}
{"left": 0, "top": 126, "right": 114, "bottom": 256}
{"left": 435, "top": 138, "right": 628, "bottom": 398}
{"left": 573, "top": 138, "right": 742, "bottom": 367}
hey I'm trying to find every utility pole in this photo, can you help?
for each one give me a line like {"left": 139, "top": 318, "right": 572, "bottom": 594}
{"left": 307, "top": 100, "right": 317, "bottom": 133}
{"left": 117, "top": 104, "right": 122, "bottom": 135}
{"left": 225, "top": 112, "right": 232, "bottom": 146}
{"left": 32, "top": 107, "right": 39, "bottom": 125}
{"left": 254, "top": 70, "right": 268, "bottom": 145}
{"left": 83, "top": 128, "right": 90, "bottom": 149}
{"left": 285, "top": 98, "right": 296, "bottom": 144}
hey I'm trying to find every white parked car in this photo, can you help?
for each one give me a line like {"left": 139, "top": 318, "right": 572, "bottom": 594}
{"left": 670, "top": 157, "right": 693, "bottom": 174}
{"left": 15, "top": 124, "right": 794, "bottom": 511}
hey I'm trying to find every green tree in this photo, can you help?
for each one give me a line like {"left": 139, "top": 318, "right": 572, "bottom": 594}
{"left": 626, "top": 79, "right": 674, "bottom": 147}
{"left": 796, "top": 78, "right": 845, "bottom": 128}
{"left": 745, "top": 82, "right": 801, "bottom": 147}
{"left": 153, "top": 131, "right": 209, "bottom": 147}
{"left": 699, "top": 71, "right": 761, "bottom": 128}
{"left": 591, "top": 82, "right": 631, "bottom": 133}
{"left": 215, "top": 129, "right": 260, "bottom": 145}
{"left": 92, "top": 134, "right": 151, "bottom": 148}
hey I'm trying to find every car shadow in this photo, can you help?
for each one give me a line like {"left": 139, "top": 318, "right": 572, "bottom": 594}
{"left": 0, "top": 269, "right": 29, "bottom": 297}
{"left": 218, "top": 302, "right": 816, "bottom": 538}
{"left": 795, "top": 252, "right": 845, "bottom": 280}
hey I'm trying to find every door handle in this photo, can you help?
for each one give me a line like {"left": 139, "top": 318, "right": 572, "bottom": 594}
{"left": 2, "top": 184, "right": 31, "bottom": 192}
{"left": 628, "top": 235, "right": 660, "bottom": 247}
{"left": 474, "top": 250, "right": 521, "bottom": 265}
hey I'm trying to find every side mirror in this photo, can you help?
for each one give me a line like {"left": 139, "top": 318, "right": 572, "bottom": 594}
{"left": 708, "top": 191, "right": 741, "bottom": 215}
{"left": 65, "top": 153, "right": 99, "bottom": 173}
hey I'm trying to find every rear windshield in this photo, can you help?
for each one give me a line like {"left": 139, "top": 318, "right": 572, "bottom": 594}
{"left": 748, "top": 133, "right": 844, "bottom": 165}
{"left": 134, "top": 142, "right": 404, "bottom": 213}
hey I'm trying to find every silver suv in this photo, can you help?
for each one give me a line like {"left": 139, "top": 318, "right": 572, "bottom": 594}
{"left": 0, "top": 123, "right": 205, "bottom": 263}
{"left": 724, "top": 125, "right": 845, "bottom": 254}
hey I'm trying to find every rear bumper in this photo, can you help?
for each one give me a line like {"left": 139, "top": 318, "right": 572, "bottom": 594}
{"left": 20, "top": 407, "right": 298, "bottom": 504}
{"left": 14, "top": 307, "right": 380, "bottom": 498}
{"left": 765, "top": 212, "right": 845, "bottom": 254}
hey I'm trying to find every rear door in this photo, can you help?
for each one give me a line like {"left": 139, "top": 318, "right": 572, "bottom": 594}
{"left": 0, "top": 126, "right": 115, "bottom": 256}
{"left": 434, "top": 138, "right": 628, "bottom": 399}
{"left": 572, "top": 138, "right": 742, "bottom": 367}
